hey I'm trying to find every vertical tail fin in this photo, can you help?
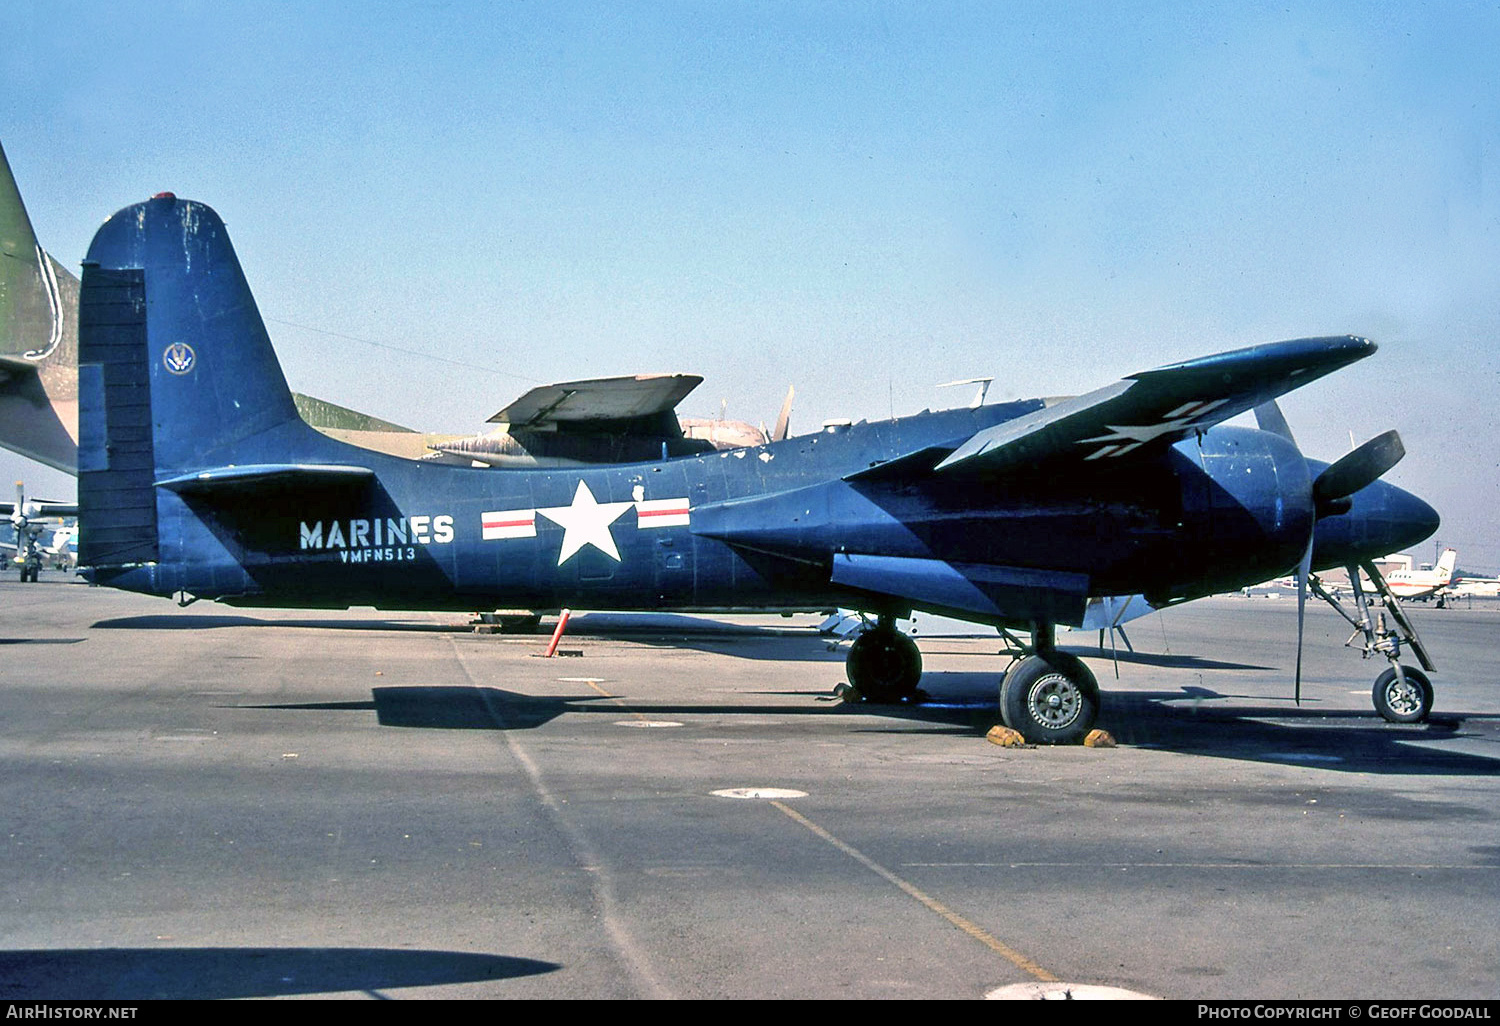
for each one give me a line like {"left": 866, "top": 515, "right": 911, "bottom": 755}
{"left": 1435, "top": 547, "right": 1457, "bottom": 584}
{"left": 0, "top": 141, "right": 81, "bottom": 472}
{"left": 80, "top": 194, "right": 301, "bottom": 471}
{"left": 77, "top": 194, "right": 305, "bottom": 572}
{"left": 0, "top": 142, "right": 53, "bottom": 359}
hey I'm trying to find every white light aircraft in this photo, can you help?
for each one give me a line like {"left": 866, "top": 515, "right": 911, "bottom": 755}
{"left": 1381, "top": 548, "right": 1457, "bottom": 601}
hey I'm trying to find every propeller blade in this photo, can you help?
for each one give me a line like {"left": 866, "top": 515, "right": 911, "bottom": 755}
{"left": 1313, "top": 430, "right": 1404, "bottom": 507}
{"left": 772, "top": 385, "right": 795, "bottom": 443}
{"left": 1256, "top": 400, "right": 1312, "bottom": 702}
{"left": 1252, "top": 401, "right": 1297, "bottom": 446}
{"left": 1295, "top": 538, "right": 1313, "bottom": 706}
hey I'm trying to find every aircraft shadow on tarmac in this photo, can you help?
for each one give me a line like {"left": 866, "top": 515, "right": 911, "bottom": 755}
{"left": 244, "top": 680, "right": 1500, "bottom": 778}
{"left": 1098, "top": 688, "right": 1500, "bottom": 776}
{"left": 90, "top": 611, "right": 824, "bottom": 637}
{"left": 487, "top": 617, "right": 1276, "bottom": 669}
{"left": 0, "top": 946, "right": 558, "bottom": 999}
{"left": 1059, "top": 645, "right": 1276, "bottom": 671}
{"left": 0, "top": 637, "right": 85, "bottom": 645}
{"left": 88, "top": 612, "right": 846, "bottom": 661}
{"left": 91, "top": 614, "right": 462, "bottom": 634}
{"left": 249, "top": 687, "right": 615, "bottom": 731}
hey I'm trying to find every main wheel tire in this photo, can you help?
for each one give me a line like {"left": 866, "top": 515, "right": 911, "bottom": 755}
{"left": 1000, "top": 652, "right": 1100, "bottom": 744}
{"left": 1372, "top": 665, "right": 1433, "bottom": 723}
{"left": 846, "top": 629, "right": 922, "bottom": 703}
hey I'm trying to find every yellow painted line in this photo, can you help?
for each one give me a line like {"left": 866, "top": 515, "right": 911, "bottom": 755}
{"left": 578, "top": 679, "right": 662, "bottom": 725}
{"left": 769, "top": 800, "right": 1058, "bottom": 982}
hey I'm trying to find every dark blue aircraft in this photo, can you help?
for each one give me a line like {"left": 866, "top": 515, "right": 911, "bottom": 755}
{"left": 75, "top": 194, "right": 1441, "bottom": 742}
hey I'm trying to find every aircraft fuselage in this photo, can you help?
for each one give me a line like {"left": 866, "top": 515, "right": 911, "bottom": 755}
{"left": 90, "top": 405, "right": 1324, "bottom": 625}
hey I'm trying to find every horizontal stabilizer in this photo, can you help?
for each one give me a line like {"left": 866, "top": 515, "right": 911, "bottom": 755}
{"left": 156, "top": 463, "right": 375, "bottom": 496}
{"left": 293, "top": 394, "right": 415, "bottom": 434}
{"left": 937, "top": 336, "right": 1376, "bottom": 475}
{"left": 830, "top": 553, "right": 1090, "bottom": 626}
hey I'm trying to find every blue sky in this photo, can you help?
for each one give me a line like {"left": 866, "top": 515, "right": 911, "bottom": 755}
{"left": 5, "top": 1, "right": 1498, "bottom": 569}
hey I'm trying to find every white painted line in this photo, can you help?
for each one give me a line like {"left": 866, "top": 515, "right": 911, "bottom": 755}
{"left": 711, "top": 787, "right": 808, "bottom": 799}
{"left": 614, "top": 720, "right": 684, "bottom": 728}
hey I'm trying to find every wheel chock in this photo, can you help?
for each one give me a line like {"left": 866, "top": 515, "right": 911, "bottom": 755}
{"left": 985, "top": 725, "right": 1027, "bottom": 747}
{"left": 1083, "top": 729, "right": 1116, "bottom": 748}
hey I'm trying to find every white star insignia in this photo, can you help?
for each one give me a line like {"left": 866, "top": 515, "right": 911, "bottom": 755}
{"left": 1079, "top": 399, "right": 1229, "bottom": 459}
{"left": 536, "top": 480, "right": 634, "bottom": 565}
{"left": 1083, "top": 417, "right": 1195, "bottom": 446}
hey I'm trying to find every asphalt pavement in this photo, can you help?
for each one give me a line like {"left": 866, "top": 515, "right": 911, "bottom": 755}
{"left": 1, "top": 575, "right": 1496, "bottom": 999}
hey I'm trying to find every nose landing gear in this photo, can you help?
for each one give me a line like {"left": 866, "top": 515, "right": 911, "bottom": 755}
{"left": 1308, "top": 559, "right": 1438, "bottom": 723}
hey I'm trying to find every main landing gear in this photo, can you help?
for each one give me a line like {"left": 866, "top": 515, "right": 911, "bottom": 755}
{"left": 842, "top": 615, "right": 1101, "bottom": 744}
{"left": 1308, "top": 560, "right": 1437, "bottom": 724}
{"left": 844, "top": 614, "right": 922, "bottom": 703}
{"left": 996, "top": 623, "right": 1100, "bottom": 745}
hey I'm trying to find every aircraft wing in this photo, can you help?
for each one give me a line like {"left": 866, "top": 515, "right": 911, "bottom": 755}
{"left": 489, "top": 374, "right": 703, "bottom": 428}
{"left": 928, "top": 336, "right": 1375, "bottom": 476}
{"left": 0, "top": 354, "right": 40, "bottom": 385}
{"left": 0, "top": 499, "right": 78, "bottom": 517}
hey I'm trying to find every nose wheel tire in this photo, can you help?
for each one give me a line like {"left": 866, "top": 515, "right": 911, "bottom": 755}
{"left": 845, "top": 628, "right": 923, "bottom": 703}
{"left": 1001, "top": 652, "right": 1100, "bottom": 744}
{"left": 1372, "top": 665, "right": 1433, "bottom": 724}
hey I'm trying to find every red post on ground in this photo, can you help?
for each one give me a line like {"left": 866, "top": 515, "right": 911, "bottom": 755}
{"left": 543, "top": 609, "right": 572, "bottom": 657}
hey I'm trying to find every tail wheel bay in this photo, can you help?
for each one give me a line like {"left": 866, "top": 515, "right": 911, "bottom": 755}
{"left": 1000, "top": 652, "right": 1100, "bottom": 745}
{"left": 845, "top": 626, "right": 922, "bottom": 703}
{"left": 1373, "top": 665, "right": 1433, "bottom": 724}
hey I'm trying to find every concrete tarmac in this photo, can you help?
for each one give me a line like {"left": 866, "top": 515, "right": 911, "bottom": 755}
{"left": 1, "top": 576, "right": 1496, "bottom": 999}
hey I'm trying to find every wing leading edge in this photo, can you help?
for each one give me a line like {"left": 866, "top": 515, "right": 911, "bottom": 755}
{"left": 929, "top": 335, "right": 1376, "bottom": 476}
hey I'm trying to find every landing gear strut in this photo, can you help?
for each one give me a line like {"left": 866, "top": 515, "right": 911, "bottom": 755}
{"left": 1308, "top": 560, "right": 1437, "bottom": 723}
{"left": 998, "top": 622, "right": 1100, "bottom": 745}
{"left": 844, "top": 614, "right": 922, "bottom": 703}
